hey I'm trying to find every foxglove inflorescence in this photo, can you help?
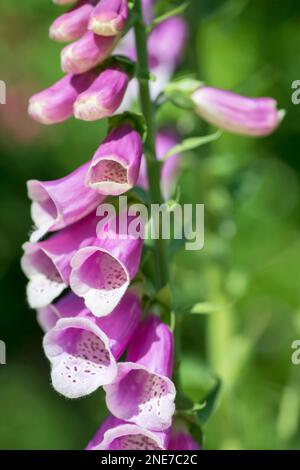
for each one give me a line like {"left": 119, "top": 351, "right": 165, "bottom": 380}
{"left": 22, "top": 0, "right": 283, "bottom": 451}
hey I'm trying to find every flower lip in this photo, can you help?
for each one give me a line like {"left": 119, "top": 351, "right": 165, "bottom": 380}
{"left": 70, "top": 246, "right": 130, "bottom": 317}
{"left": 86, "top": 155, "right": 131, "bottom": 196}
{"left": 73, "top": 93, "right": 110, "bottom": 121}
{"left": 104, "top": 362, "right": 176, "bottom": 431}
{"left": 21, "top": 243, "right": 66, "bottom": 308}
{"left": 43, "top": 316, "right": 117, "bottom": 399}
{"left": 92, "top": 423, "right": 166, "bottom": 450}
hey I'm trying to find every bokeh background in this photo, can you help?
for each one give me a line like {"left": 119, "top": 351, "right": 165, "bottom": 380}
{"left": 1, "top": 0, "right": 300, "bottom": 450}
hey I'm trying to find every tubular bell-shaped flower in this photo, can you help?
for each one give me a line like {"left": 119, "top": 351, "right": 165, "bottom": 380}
{"left": 61, "top": 31, "right": 119, "bottom": 74}
{"left": 104, "top": 315, "right": 176, "bottom": 431}
{"left": 21, "top": 213, "right": 99, "bottom": 309}
{"left": 89, "top": 0, "right": 128, "bottom": 37}
{"left": 192, "top": 86, "right": 284, "bottom": 137}
{"left": 28, "top": 71, "right": 97, "bottom": 125}
{"left": 168, "top": 424, "right": 200, "bottom": 450}
{"left": 27, "top": 162, "right": 104, "bottom": 242}
{"left": 50, "top": 0, "right": 97, "bottom": 43}
{"left": 74, "top": 66, "right": 130, "bottom": 121}
{"left": 70, "top": 212, "right": 144, "bottom": 317}
{"left": 85, "top": 124, "right": 142, "bottom": 194}
{"left": 86, "top": 415, "right": 170, "bottom": 450}
{"left": 148, "top": 17, "right": 187, "bottom": 72}
{"left": 43, "top": 290, "right": 141, "bottom": 398}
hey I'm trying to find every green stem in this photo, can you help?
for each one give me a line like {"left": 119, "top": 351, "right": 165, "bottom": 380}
{"left": 133, "top": 0, "right": 169, "bottom": 290}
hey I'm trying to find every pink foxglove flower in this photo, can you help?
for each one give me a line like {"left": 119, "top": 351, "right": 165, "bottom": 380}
{"left": 28, "top": 71, "right": 97, "bottom": 125}
{"left": 70, "top": 212, "right": 143, "bottom": 317}
{"left": 21, "top": 213, "right": 98, "bottom": 308}
{"left": 27, "top": 162, "right": 104, "bottom": 242}
{"left": 89, "top": 0, "right": 128, "bottom": 37}
{"left": 50, "top": 0, "right": 97, "bottom": 43}
{"left": 43, "top": 290, "right": 141, "bottom": 398}
{"left": 85, "top": 124, "right": 142, "bottom": 195}
{"left": 192, "top": 86, "right": 283, "bottom": 137}
{"left": 104, "top": 315, "right": 176, "bottom": 431}
{"left": 168, "top": 426, "right": 200, "bottom": 450}
{"left": 74, "top": 66, "right": 130, "bottom": 121}
{"left": 148, "top": 17, "right": 187, "bottom": 72}
{"left": 61, "top": 31, "right": 119, "bottom": 74}
{"left": 86, "top": 415, "right": 170, "bottom": 450}
{"left": 137, "top": 129, "right": 181, "bottom": 200}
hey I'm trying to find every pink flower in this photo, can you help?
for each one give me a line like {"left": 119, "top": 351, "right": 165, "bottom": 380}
{"left": 27, "top": 162, "right": 104, "bottom": 242}
{"left": 70, "top": 212, "right": 144, "bottom": 317}
{"left": 137, "top": 129, "right": 181, "bottom": 200}
{"left": 74, "top": 66, "right": 130, "bottom": 121}
{"left": 61, "top": 31, "right": 119, "bottom": 74}
{"left": 43, "top": 290, "right": 141, "bottom": 398}
{"left": 28, "top": 71, "right": 97, "bottom": 125}
{"left": 104, "top": 315, "right": 176, "bottom": 431}
{"left": 85, "top": 124, "right": 142, "bottom": 195}
{"left": 21, "top": 213, "right": 99, "bottom": 308}
{"left": 168, "top": 425, "right": 200, "bottom": 450}
{"left": 86, "top": 415, "right": 170, "bottom": 450}
{"left": 148, "top": 17, "right": 187, "bottom": 72}
{"left": 192, "top": 86, "right": 283, "bottom": 137}
{"left": 50, "top": 0, "right": 97, "bottom": 43}
{"left": 89, "top": 0, "right": 128, "bottom": 36}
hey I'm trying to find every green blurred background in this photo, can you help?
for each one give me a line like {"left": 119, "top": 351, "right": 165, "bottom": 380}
{"left": 1, "top": 0, "right": 300, "bottom": 450}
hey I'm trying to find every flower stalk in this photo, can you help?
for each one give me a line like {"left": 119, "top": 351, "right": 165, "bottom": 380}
{"left": 133, "top": 0, "right": 169, "bottom": 290}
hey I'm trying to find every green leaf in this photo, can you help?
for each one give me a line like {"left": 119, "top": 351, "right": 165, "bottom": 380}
{"left": 149, "top": 1, "right": 190, "bottom": 30}
{"left": 162, "top": 131, "right": 222, "bottom": 161}
{"left": 191, "top": 301, "right": 232, "bottom": 315}
{"left": 197, "top": 379, "right": 222, "bottom": 426}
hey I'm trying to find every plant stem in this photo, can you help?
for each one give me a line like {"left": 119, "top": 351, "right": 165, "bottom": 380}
{"left": 133, "top": 0, "right": 169, "bottom": 290}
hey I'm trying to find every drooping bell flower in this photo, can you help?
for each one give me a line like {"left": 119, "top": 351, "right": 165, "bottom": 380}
{"left": 85, "top": 124, "right": 142, "bottom": 195}
{"left": 50, "top": 0, "right": 97, "bottom": 43}
{"left": 21, "top": 213, "right": 99, "bottom": 309}
{"left": 43, "top": 290, "right": 141, "bottom": 398}
{"left": 148, "top": 17, "right": 187, "bottom": 72}
{"left": 104, "top": 315, "right": 176, "bottom": 431}
{"left": 61, "top": 31, "right": 119, "bottom": 74}
{"left": 89, "top": 0, "right": 128, "bottom": 37}
{"left": 70, "top": 211, "right": 143, "bottom": 317}
{"left": 28, "top": 71, "right": 97, "bottom": 125}
{"left": 86, "top": 415, "right": 170, "bottom": 450}
{"left": 168, "top": 425, "right": 200, "bottom": 450}
{"left": 27, "top": 162, "right": 104, "bottom": 242}
{"left": 192, "top": 86, "right": 284, "bottom": 137}
{"left": 74, "top": 66, "right": 130, "bottom": 121}
{"left": 137, "top": 129, "right": 181, "bottom": 200}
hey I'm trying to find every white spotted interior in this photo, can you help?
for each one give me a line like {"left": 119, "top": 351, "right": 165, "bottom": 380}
{"left": 112, "top": 369, "right": 171, "bottom": 420}
{"left": 90, "top": 159, "right": 128, "bottom": 186}
{"left": 51, "top": 328, "right": 113, "bottom": 397}
{"left": 108, "top": 434, "right": 161, "bottom": 451}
